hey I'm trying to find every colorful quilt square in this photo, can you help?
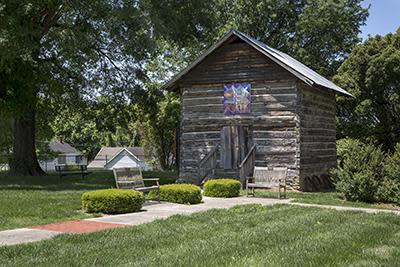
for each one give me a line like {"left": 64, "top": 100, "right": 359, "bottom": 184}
{"left": 223, "top": 83, "right": 251, "bottom": 115}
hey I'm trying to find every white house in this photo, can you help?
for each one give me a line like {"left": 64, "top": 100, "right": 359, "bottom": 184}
{"left": 39, "top": 140, "right": 87, "bottom": 172}
{"left": 88, "top": 147, "right": 152, "bottom": 171}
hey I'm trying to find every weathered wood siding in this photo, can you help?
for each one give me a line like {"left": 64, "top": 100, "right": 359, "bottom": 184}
{"left": 298, "top": 83, "right": 337, "bottom": 191}
{"left": 177, "top": 40, "right": 300, "bottom": 183}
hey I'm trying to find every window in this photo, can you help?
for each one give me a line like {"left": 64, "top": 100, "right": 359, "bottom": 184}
{"left": 223, "top": 83, "right": 251, "bottom": 115}
{"left": 58, "top": 156, "right": 66, "bottom": 165}
{"left": 75, "top": 155, "right": 82, "bottom": 164}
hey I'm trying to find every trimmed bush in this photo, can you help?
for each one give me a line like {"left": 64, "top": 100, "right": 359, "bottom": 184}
{"left": 203, "top": 179, "right": 241, "bottom": 198}
{"left": 82, "top": 189, "right": 145, "bottom": 214}
{"left": 149, "top": 184, "right": 202, "bottom": 204}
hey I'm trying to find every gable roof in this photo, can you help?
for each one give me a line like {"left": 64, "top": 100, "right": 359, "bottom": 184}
{"left": 49, "top": 140, "right": 80, "bottom": 154}
{"left": 104, "top": 148, "right": 141, "bottom": 169}
{"left": 162, "top": 29, "right": 352, "bottom": 97}
{"left": 87, "top": 146, "right": 146, "bottom": 169}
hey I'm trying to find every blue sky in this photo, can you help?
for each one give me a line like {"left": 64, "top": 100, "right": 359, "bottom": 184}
{"left": 360, "top": 0, "right": 400, "bottom": 40}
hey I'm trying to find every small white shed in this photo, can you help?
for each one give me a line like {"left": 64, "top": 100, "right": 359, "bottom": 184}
{"left": 105, "top": 148, "right": 141, "bottom": 169}
{"left": 88, "top": 147, "right": 152, "bottom": 171}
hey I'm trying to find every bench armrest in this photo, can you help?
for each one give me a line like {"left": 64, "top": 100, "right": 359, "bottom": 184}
{"left": 143, "top": 178, "right": 160, "bottom": 186}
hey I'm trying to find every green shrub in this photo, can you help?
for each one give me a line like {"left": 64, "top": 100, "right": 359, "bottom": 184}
{"left": 332, "top": 139, "right": 400, "bottom": 204}
{"left": 384, "top": 143, "right": 400, "bottom": 182}
{"left": 377, "top": 143, "right": 400, "bottom": 204}
{"left": 335, "top": 138, "right": 385, "bottom": 177}
{"left": 82, "top": 189, "right": 145, "bottom": 214}
{"left": 335, "top": 171, "right": 379, "bottom": 202}
{"left": 149, "top": 184, "right": 202, "bottom": 204}
{"left": 332, "top": 139, "right": 385, "bottom": 203}
{"left": 203, "top": 179, "right": 241, "bottom": 198}
{"left": 376, "top": 178, "right": 400, "bottom": 204}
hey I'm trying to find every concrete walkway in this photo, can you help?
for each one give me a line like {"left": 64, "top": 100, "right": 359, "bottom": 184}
{"left": 290, "top": 202, "right": 400, "bottom": 215}
{"left": 1, "top": 197, "right": 400, "bottom": 247}
{"left": 85, "top": 196, "right": 289, "bottom": 225}
{"left": 0, "top": 228, "right": 59, "bottom": 246}
{"left": 0, "top": 197, "right": 288, "bottom": 247}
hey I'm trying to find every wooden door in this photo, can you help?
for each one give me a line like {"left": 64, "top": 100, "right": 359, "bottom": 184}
{"left": 220, "top": 126, "right": 252, "bottom": 169}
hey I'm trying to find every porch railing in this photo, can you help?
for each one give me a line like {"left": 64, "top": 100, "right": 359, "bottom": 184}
{"left": 197, "top": 145, "right": 219, "bottom": 185}
{"left": 239, "top": 144, "right": 256, "bottom": 185}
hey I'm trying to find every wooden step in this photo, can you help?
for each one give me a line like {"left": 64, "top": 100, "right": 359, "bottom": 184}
{"left": 214, "top": 169, "right": 240, "bottom": 178}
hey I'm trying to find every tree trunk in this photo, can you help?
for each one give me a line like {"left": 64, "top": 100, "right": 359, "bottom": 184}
{"left": 9, "top": 104, "right": 45, "bottom": 176}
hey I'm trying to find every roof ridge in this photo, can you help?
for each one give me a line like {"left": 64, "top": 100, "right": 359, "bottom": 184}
{"left": 162, "top": 29, "right": 352, "bottom": 97}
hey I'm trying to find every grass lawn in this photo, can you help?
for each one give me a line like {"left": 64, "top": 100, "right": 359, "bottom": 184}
{"left": 1, "top": 204, "right": 400, "bottom": 266}
{"left": 252, "top": 190, "right": 400, "bottom": 210}
{"left": 0, "top": 170, "right": 177, "bottom": 230}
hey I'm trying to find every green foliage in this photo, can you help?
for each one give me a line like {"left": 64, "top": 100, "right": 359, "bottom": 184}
{"left": 332, "top": 139, "right": 384, "bottom": 202}
{"left": 148, "top": 0, "right": 368, "bottom": 77}
{"left": 135, "top": 91, "right": 180, "bottom": 169}
{"left": 378, "top": 143, "right": 400, "bottom": 203}
{"left": 50, "top": 97, "right": 140, "bottom": 160}
{"left": 334, "top": 29, "right": 400, "bottom": 151}
{"left": 203, "top": 179, "right": 241, "bottom": 198}
{"left": 376, "top": 178, "right": 400, "bottom": 204}
{"left": 332, "top": 139, "right": 400, "bottom": 204}
{"left": 335, "top": 171, "right": 379, "bottom": 203}
{"left": 0, "top": 114, "right": 12, "bottom": 162}
{"left": 0, "top": 0, "right": 368, "bottom": 174}
{"left": 149, "top": 184, "right": 202, "bottom": 204}
{"left": 82, "top": 189, "right": 145, "bottom": 214}
{"left": 335, "top": 138, "right": 385, "bottom": 176}
{"left": 383, "top": 143, "right": 400, "bottom": 182}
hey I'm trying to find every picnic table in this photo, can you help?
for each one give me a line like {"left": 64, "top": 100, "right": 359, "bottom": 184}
{"left": 55, "top": 164, "right": 91, "bottom": 179}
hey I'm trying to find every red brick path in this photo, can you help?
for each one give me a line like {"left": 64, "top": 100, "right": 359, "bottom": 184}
{"left": 31, "top": 220, "right": 127, "bottom": 233}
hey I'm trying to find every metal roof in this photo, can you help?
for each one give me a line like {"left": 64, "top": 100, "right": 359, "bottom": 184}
{"left": 162, "top": 29, "right": 352, "bottom": 97}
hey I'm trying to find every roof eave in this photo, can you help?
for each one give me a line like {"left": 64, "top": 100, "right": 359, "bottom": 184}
{"left": 162, "top": 30, "right": 238, "bottom": 92}
{"left": 162, "top": 29, "right": 353, "bottom": 98}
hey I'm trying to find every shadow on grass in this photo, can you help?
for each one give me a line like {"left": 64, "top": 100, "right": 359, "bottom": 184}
{"left": 0, "top": 170, "right": 177, "bottom": 192}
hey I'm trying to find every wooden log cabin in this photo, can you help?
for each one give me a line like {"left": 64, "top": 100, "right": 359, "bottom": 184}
{"left": 162, "top": 30, "right": 352, "bottom": 191}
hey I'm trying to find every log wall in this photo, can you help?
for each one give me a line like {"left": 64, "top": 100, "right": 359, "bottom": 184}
{"left": 298, "top": 83, "right": 337, "bottom": 191}
{"left": 177, "top": 40, "right": 300, "bottom": 185}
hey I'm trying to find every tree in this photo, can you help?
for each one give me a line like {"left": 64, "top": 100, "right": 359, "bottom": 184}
{"left": 1, "top": 0, "right": 368, "bottom": 175}
{"left": 147, "top": 0, "right": 369, "bottom": 77}
{"left": 49, "top": 95, "right": 140, "bottom": 160}
{"left": 132, "top": 87, "right": 179, "bottom": 170}
{"left": 334, "top": 29, "right": 400, "bottom": 151}
{"left": 0, "top": 0, "right": 154, "bottom": 175}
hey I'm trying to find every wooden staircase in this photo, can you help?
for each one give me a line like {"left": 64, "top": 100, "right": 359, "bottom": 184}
{"left": 197, "top": 144, "right": 256, "bottom": 185}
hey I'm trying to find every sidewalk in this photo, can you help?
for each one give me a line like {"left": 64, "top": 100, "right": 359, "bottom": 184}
{"left": 1, "top": 197, "right": 400, "bottom": 247}
{"left": 0, "top": 196, "right": 288, "bottom": 247}
{"left": 290, "top": 202, "right": 400, "bottom": 215}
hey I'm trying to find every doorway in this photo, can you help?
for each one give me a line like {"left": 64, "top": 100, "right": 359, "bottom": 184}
{"left": 220, "top": 125, "right": 253, "bottom": 169}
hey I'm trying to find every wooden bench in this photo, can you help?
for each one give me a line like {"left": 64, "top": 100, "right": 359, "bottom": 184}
{"left": 55, "top": 164, "right": 91, "bottom": 179}
{"left": 113, "top": 167, "right": 160, "bottom": 202}
{"left": 246, "top": 166, "right": 287, "bottom": 198}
